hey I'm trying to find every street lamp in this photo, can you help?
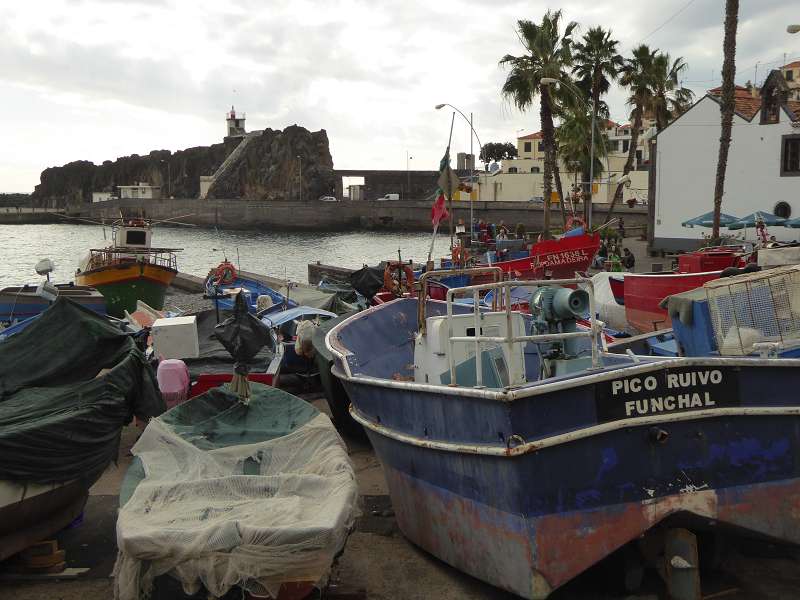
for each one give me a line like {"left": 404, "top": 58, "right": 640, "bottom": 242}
{"left": 435, "top": 103, "right": 484, "bottom": 240}
{"left": 788, "top": 25, "right": 800, "bottom": 33}
{"left": 541, "top": 77, "right": 606, "bottom": 229}
{"left": 406, "top": 151, "right": 413, "bottom": 200}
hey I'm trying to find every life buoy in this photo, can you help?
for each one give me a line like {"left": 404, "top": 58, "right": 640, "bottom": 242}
{"left": 451, "top": 245, "right": 469, "bottom": 265}
{"left": 214, "top": 260, "right": 238, "bottom": 285}
{"left": 383, "top": 261, "right": 415, "bottom": 296}
{"left": 566, "top": 216, "right": 587, "bottom": 231}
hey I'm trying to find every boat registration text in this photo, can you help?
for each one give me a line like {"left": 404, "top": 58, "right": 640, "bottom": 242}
{"left": 595, "top": 367, "right": 739, "bottom": 422}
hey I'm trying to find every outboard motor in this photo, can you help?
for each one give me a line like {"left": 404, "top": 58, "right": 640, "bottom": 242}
{"left": 529, "top": 286, "right": 591, "bottom": 377}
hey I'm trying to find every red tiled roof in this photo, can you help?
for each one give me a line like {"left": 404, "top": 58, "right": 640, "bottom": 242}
{"left": 783, "top": 61, "right": 800, "bottom": 70}
{"left": 517, "top": 131, "right": 543, "bottom": 140}
{"left": 708, "top": 84, "right": 754, "bottom": 98}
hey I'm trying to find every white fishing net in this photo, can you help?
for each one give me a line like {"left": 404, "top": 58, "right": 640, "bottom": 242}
{"left": 113, "top": 411, "right": 359, "bottom": 600}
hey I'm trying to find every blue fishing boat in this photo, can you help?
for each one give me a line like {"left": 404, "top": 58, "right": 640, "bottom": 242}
{"left": 0, "top": 282, "right": 106, "bottom": 323}
{"left": 326, "top": 269, "right": 800, "bottom": 598}
{"left": 205, "top": 260, "right": 289, "bottom": 313}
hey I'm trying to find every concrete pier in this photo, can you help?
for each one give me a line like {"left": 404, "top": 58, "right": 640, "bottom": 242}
{"left": 74, "top": 198, "right": 648, "bottom": 233}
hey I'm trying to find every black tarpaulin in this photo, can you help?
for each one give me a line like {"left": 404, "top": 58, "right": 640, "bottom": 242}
{"left": 349, "top": 266, "right": 384, "bottom": 299}
{"left": 0, "top": 298, "right": 164, "bottom": 484}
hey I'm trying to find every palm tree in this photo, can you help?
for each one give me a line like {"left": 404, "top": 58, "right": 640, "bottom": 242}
{"left": 572, "top": 26, "right": 623, "bottom": 223}
{"left": 712, "top": 0, "right": 739, "bottom": 240}
{"left": 500, "top": 10, "right": 577, "bottom": 238}
{"left": 557, "top": 102, "right": 607, "bottom": 213}
{"left": 649, "top": 53, "right": 694, "bottom": 132}
{"left": 605, "top": 44, "right": 657, "bottom": 223}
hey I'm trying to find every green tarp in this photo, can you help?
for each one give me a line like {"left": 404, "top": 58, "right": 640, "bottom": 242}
{"left": 0, "top": 298, "right": 164, "bottom": 484}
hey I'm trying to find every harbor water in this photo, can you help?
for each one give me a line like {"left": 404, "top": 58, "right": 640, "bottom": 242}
{"left": 0, "top": 224, "right": 455, "bottom": 286}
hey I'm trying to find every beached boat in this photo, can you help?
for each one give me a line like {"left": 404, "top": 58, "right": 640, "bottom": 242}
{"left": 613, "top": 246, "right": 753, "bottom": 333}
{"left": 261, "top": 305, "right": 336, "bottom": 378}
{"left": 0, "top": 298, "right": 164, "bottom": 561}
{"left": 205, "top": 261, "right": 289, "bottom": 312}
{"left": 115, "top": 383, "right": 359, "bottom": 600}
{"left": 326, "top": 270, "right": 800, "bottom": 598}
{"left": 477, "top": 232, "right": 601, "bottom": 280}
{"left": 0, "top": 282, "right": 106, "bottom": 323}
{"left": 76, "top": 219, "right": 179, "bottom": 317}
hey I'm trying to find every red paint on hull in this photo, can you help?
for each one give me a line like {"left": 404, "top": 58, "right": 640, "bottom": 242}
{"left": 623, "top": 271, "right": 721, "bottom": 333}
{"left": 478, "top": 233, "right": 600, "bottom": 281}
{"left": 383, "top": 467, "right": 800, "bottom": 599}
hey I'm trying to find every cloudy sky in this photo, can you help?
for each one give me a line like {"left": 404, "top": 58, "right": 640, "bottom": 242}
{"left": 1, "top": 0, "right": 798, "bottom": 193}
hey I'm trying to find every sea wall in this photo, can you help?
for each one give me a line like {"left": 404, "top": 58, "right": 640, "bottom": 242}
{"left": 74, "top": 198, "right": 648, "bottom": 233}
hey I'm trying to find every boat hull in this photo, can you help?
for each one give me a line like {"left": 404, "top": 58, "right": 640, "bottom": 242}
{"left": 77, "top": 262, "right": 176, "bottom": 316}
{"left": 343, "top": 376, "right": 800, "bottom": 598}
{"left": 0, "top": 479, "right": 89, "bottom": 561}
{"left": 478, "top": 233, "right": 600, "bottom": 281}
{"left": 624, "top": 271, "right": 720, "bottom": 333}
{"left": 0, "top": 284, "right": 106, "bottom": 323}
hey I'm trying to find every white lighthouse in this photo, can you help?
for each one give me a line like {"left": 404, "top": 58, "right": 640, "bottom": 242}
{"left": 226, "top": 106, "right": 246, "bottom": 138}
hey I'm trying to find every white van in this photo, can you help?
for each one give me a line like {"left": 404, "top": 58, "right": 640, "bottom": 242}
{"left": 375, "top": 193, "right": 400, "bottom": 201}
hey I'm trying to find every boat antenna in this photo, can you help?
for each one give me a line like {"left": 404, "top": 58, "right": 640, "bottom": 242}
{"left": 397, "top": 247, "right": 402, "bottom": 262}
{"left": 236, "top": 246, "right": 241, "bottom": 270}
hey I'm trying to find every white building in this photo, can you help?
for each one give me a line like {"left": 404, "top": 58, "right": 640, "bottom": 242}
{"left": 653, "top": 71, "right": 800, "bottom": 251}
{"left": 118, "top": 182, "right": 162, "bottom": 200}
{"left": 92, "top": 191, "right": 113, "bottom": 203}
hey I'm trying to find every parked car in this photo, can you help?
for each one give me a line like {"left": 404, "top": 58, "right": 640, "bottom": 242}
{"left": 375, "top": 193, "right": 399, "bottom": 201}
{"left": 319, "top": 196, "right": 339, "bottom": 202}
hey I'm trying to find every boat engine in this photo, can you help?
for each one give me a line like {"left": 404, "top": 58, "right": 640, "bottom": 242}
{"left": 529, "top": 286, "right": 591, "bottom": 378}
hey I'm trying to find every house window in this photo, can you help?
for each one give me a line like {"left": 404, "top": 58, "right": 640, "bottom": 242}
{"left": 787, "top": 70, "right": 795, "bottom": 82}
{"left": 623, "top": 139, "right": 630, "bottom": 153}
{"left": 524, "top": 142, "right": 531, "bottom": 152}
{"left": 762, "top": 86, "right": 781, "bottom": 124}
{"left": 775, "top": 201, "right": 792, "bottom": 218}
{"left": 781, "top": 135, "right": 800, "bottom": 176}
{"left": 508, "top": 167, "right": 518, "bottom": 174}
{"left": 530, "top": 167, "right": 540, "bottom": 173}
{"left": 537, "top": 142, "right": 544, "bottom": 152}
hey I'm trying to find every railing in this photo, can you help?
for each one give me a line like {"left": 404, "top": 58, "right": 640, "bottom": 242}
{"left": 87, "top": 248, "right": 178, "bottom": 271}
{"left": 437, "top": 277, "right": 600, "bottom": 388}
{"left": 417, "top": 267, "right": 503, "bottom": 335}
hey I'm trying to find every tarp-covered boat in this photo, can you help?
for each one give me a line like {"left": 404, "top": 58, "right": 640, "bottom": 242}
{"left": 115, "top": 383, "right": 359, "bottom": 600}
{"left": 0, "top": 298, "right": 164, "bottom": 561}
{"left": 327, "top": 271, "right": 800, "bottom": 598}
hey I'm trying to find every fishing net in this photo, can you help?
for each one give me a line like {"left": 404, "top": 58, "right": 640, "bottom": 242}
{"left": 113, "top": 384, "right": 359, "bottom": 600}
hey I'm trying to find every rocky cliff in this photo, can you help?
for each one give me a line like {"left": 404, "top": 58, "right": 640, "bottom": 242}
{"left": 32, "top": 125, "right": 335, "bottom": 207}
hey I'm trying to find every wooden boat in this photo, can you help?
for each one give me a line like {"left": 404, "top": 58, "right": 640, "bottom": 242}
{"left": 0, "top": 282, "right": 106, "bottom": 323}
{"left": 0, "top": 297, "right": 164, "bottom": 561}
{"left": 115, "top": 383, "right": 359, "bottom": 600}
{"left": 205, "top": 261, "right": 290, "bottom": 312}
{"left": 618, "top": 247, "right": 750, "bottom": 333}
{"left": 477, "top": 232, "right": 601, "bottom": 280}
{"left": 326, "top": 270, "right": 800, "bottom": 598}
{"left": 76, "top": 219, "right": 179, "bottom": 317}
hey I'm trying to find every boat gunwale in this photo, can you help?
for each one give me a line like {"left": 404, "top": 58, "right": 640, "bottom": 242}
{"left": 77, "top": 260, "right": 178, "bottom": 278}
{"left": 348, "top": 402, "right": 800, "bottom": 457}
{"left": 326, "top": 301, "right": 800, "bottom": 402}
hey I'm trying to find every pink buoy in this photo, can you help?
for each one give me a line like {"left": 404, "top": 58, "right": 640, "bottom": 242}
{"left": 156, "top": 359, "right": 190, "bottom": 410}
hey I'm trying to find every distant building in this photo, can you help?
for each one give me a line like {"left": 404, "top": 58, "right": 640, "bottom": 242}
{"left": 118, "top": 182, "right": 161, "bottom": 200}
{"left": 456, "top": 152, "right": 475, "bottom": 171}
{"left": 653, "top": 70, "right": 800, "bottom": 250}
{"left": 780, "top": 61, "right": 800, "bottom": 101}
{"left": 92, "top": 191, "right": 113, "bottom": 203}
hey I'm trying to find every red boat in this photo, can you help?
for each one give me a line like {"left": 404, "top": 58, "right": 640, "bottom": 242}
{"left": 620, "top": 247, "right": 747, "bottom": 333}
{"left": 478, "top": 232, "right": 601, "bottom": 281}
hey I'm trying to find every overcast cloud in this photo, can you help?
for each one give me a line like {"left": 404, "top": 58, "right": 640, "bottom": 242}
{"left": 1, "top": 0, "right": 798, "bottom": 192}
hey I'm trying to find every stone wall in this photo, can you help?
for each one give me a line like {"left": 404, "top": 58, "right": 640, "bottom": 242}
{"left": 76, "top": 198, "right": 648, "bottom": 233}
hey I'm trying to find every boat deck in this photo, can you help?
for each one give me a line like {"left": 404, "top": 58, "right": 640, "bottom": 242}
{"left": 4, "top": 380, "right": 800, "bottom": 600}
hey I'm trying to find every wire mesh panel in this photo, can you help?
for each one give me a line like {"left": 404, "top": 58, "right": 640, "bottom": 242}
{"left": 705, "top": 265, "right": 800, "bottom": 355}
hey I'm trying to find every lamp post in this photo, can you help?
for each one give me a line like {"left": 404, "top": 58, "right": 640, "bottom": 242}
{"left": 406, "top": 151, "right": 413, "bottom": 200}
{"left": 297, "top": 155, "right": 302, "bottom": 202}
{"left": 541, "top": 77, "right": 601, "bottom": 229}
{"left": 435, "top": 103, "right": 484, "bottom": 241}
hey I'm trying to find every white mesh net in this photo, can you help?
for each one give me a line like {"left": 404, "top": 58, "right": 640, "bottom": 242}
{"left": 113, "top": 410, "right": 359, "bottom": 600}
{"left": 705, "top": 265, "right": 800, "bottom": 355}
